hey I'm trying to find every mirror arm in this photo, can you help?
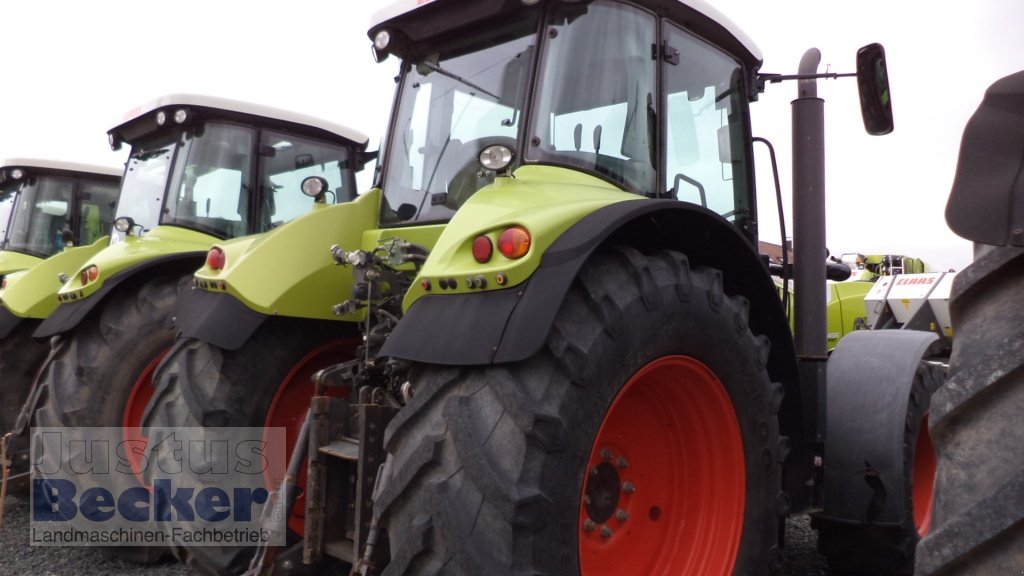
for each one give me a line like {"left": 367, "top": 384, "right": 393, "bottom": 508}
{"left": 755, "top": 71, "right": 856, "bottom": 92}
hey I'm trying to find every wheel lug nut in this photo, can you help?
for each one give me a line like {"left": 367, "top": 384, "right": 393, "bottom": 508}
{"left": 615, "top": 509, "right": 629, "bottom": 522}
{"left": 591, "top": 466, "right": 600, "bottom": 476}
{"left": 600, "top": 449, "right": 613, "bottom": 461}
{"left": 583, "top": 519, "right": 597, "bottom": 532}
{"left": 600, "top": 525, "right": 614, "bottom": 539}
{"left": 616, "top": 456, "right": 629, "bottom": 469}
{"left": 622, "top": 481, "right": 636, "bottom": 494}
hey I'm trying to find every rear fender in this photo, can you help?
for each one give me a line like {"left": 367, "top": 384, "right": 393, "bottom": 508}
{"left": 383, "top": 199, "right": 797, "bottom": 408}
{"left": 33, "top": 253, "right": 205, "bottom": 339}
{"left": 174, "top": 289, "right": 268, "bottom": 351}
{"left": 190, "top": 190, "right": 381, "bottom": 322}
{"left": 820, "top": 329, "right": 942, "bottom": 526}
{"left": 946, "top": 70, "right": 1024, "bottom": 246}
{"left": 0, "top": 250, "right": 43, "bottom": 277}
{"left": 0, "top": 237, "right": 111, "bottom": 322}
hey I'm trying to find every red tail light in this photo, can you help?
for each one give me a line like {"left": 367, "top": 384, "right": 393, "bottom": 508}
{"left": 472, "top": 236, "right": 494, "bottom": 263}
{"left": 80, "top": 265, "right": 99, "bottom": 286}
{"left": 498, "top": 226, "right": 531, "bottom": 259}
{"left": 207, "top": 247, "right": 226, "bottom": 270}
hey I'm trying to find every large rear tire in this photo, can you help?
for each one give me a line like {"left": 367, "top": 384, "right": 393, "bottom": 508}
{"left": 33, "top": 274, "right": 187, "bottom": 564}
{"left": 915, "top": 246, "right": 1024, "bottom": 575}
{"left": 376, "top": 247, "right": 789, "bottom": 575}
{"left": 143, "top": 318, "right": 358, "bottom": 576}
{"left": 0, "top": 319, "right": 48, "bottom": 491}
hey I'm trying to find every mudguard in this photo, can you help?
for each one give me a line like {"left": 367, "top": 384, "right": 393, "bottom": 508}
{"left": 174, "top": 288, "right": 268, "bottom": 351}
{"left": 820, "top": 329, "right": 941, "bottom": 526}
{"left": 0, "top": 251, "right": 43, "bottom": 277}
{"left": 0, "top": 305, "right": 20, "bottom": 339}
{"left": 33, "top": 252, "right": 204, "bottom": 339}
{"left": 383, "top": 199, "right": 793, "bottom": 379}
{"left": 946, "top": 70, "right": 1024, "bottom": 246}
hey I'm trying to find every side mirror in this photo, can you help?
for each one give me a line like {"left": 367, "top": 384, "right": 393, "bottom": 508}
{"left": 856, "top": 43, "right": 894, "bottom": 135}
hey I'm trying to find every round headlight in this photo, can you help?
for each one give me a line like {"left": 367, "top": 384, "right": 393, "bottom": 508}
{"left": 113, "top": 216, "right": 135, "bottom": 233}
{"left": 479, "top": 144, "right": 514, "bottom": 171}
{"left": 374, "top": 30, "right": 391, "bottom": 51}
{"left": 10, "top": 168, "right": 23, "bottom": 180}
{"left": 155, "top": 111, "right": 167, "bottom": 126}
{"left": 301, "top": 176, "right": 328, "bottom": 198}
{"left": 174, "top": 109, "right": 188, "bottom": 124}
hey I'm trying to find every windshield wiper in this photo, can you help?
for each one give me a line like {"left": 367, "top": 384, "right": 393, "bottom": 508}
{"left": 419, "top": 61, "right": 500, "bottom": 101}
{"left": 130, "top": 147, "right": 170, "bottom": 161}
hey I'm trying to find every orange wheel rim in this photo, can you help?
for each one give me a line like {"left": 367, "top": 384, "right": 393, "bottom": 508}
{"left": 263, "top": 339, "right": 358, "bottom": 536}
{"left": 579, "top": 356, "right": 745, "bottom": 575}
{"left": 912, "top": 413, "right": 936, "bottom": 536}
{"left": 123, "top": 349, "right": 168, "bottom": 483}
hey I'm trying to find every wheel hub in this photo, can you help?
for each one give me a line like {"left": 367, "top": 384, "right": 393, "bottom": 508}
{"left": 584, "top": 461, "right": 622, "bottom": 524}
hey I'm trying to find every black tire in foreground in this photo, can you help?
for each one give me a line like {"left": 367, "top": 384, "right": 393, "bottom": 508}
{"left": 0, "top": 319, "right": 49, "bottom": 491}
{"left": 33, "top": 274, "right": 187, "bottom": 564}
{"left": 375, "top": 247, "right": 789, "bottom": 576}
{"left": 814, "top": 359, "right": 944, "bottom": 575}
{"left": 916, "top": 245, "right": 1024, "bottom": 575}
{"left": 143, "top": 319, "right": 358, "bottom": 576}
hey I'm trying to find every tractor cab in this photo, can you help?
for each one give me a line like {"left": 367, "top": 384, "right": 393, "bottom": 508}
{"left": 48, "top": 94, "right": 371, "bottom": 306}
{"left": 371, "top": 0, "right": 759, "bottom": 238}
{"left": 106, "top": 94, "right": 369, "bottom": 244}
{"left": 0, "top": 159, "right": 120, "bottom": 272}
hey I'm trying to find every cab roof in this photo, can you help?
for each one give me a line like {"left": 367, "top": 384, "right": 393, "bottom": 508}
{"left": 0, "top": 158, "right": 122, "bottom": 179}
{"left": 369, "top": 0, "right": 761, "bottom": 68}
{"left": 110, "top": 93, "right": 369, "bottom": 149}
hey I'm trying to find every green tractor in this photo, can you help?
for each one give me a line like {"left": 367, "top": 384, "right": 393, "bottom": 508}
{"left": 0, "top": 158, "right": 120, "bottom": 486}
{"left": 0, "top": 159, "right": 118, "bottom": 278}
{"left": 146, "top": 1, "right": 947, "bottom": 575}
{"left": 12, "top": 95, "right": 372, "bottom": 544}
{"left": 840, "top": 252, "right": 927, "bottom": 282}
{"left": 771, "top": 251, "right": 932, "bottom": 351}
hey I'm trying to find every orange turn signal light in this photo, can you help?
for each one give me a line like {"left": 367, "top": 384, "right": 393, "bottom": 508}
{"left": 497, "top": 226, "right": 531, "bottom": 259}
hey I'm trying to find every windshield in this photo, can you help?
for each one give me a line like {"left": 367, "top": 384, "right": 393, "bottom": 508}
{"left": 527, "top": 1, "right": 751, "bottom": 218}
{"left": 257, "top": 130, "right": 358, "bottom": 229}
{"left": 117, "top": 121, "right": 362, "bottom": 241}
{"left": 164, "top": 123, "right": 255, "bottom": 238}
{"left": 76, "top": 178, "right": 120, "bottom": 245}
{"left": 529, "top": 2, "right": 657, "bottom": 194}
{"left": 3, "top": 176, "right": 76, "bottom": 258}
{"left": 115, "top": 136, "right": 177, "bottom": 242}
{"left": 661, "top": 21, "right": 751, "bottom": 221}
{"left": 381, "top": 13, "right": 539, "bottom": 225}
{"left": 0, "top": 186, "right": 15, "bottom": 242}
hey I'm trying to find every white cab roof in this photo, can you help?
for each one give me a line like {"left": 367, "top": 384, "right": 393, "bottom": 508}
{"left": 116, "top": 93, "right": 369, "bottom": 146}
{"left": 370, "top": 0, "right": 761, "bottom": 61}
{"left": 0, "top": 158, "right": 122, "bottom": 178}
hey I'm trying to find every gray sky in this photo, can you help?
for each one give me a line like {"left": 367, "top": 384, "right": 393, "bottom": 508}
{"left": 3, "top": 1, "right": 1022, "bottom": 271}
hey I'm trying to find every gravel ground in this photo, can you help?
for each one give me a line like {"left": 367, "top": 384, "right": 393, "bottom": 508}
{"left": 1, "top": 491, "right": 828, "bottom": 575}
{"left": 0, "top": 492, "right": 191, "bottom": 576}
